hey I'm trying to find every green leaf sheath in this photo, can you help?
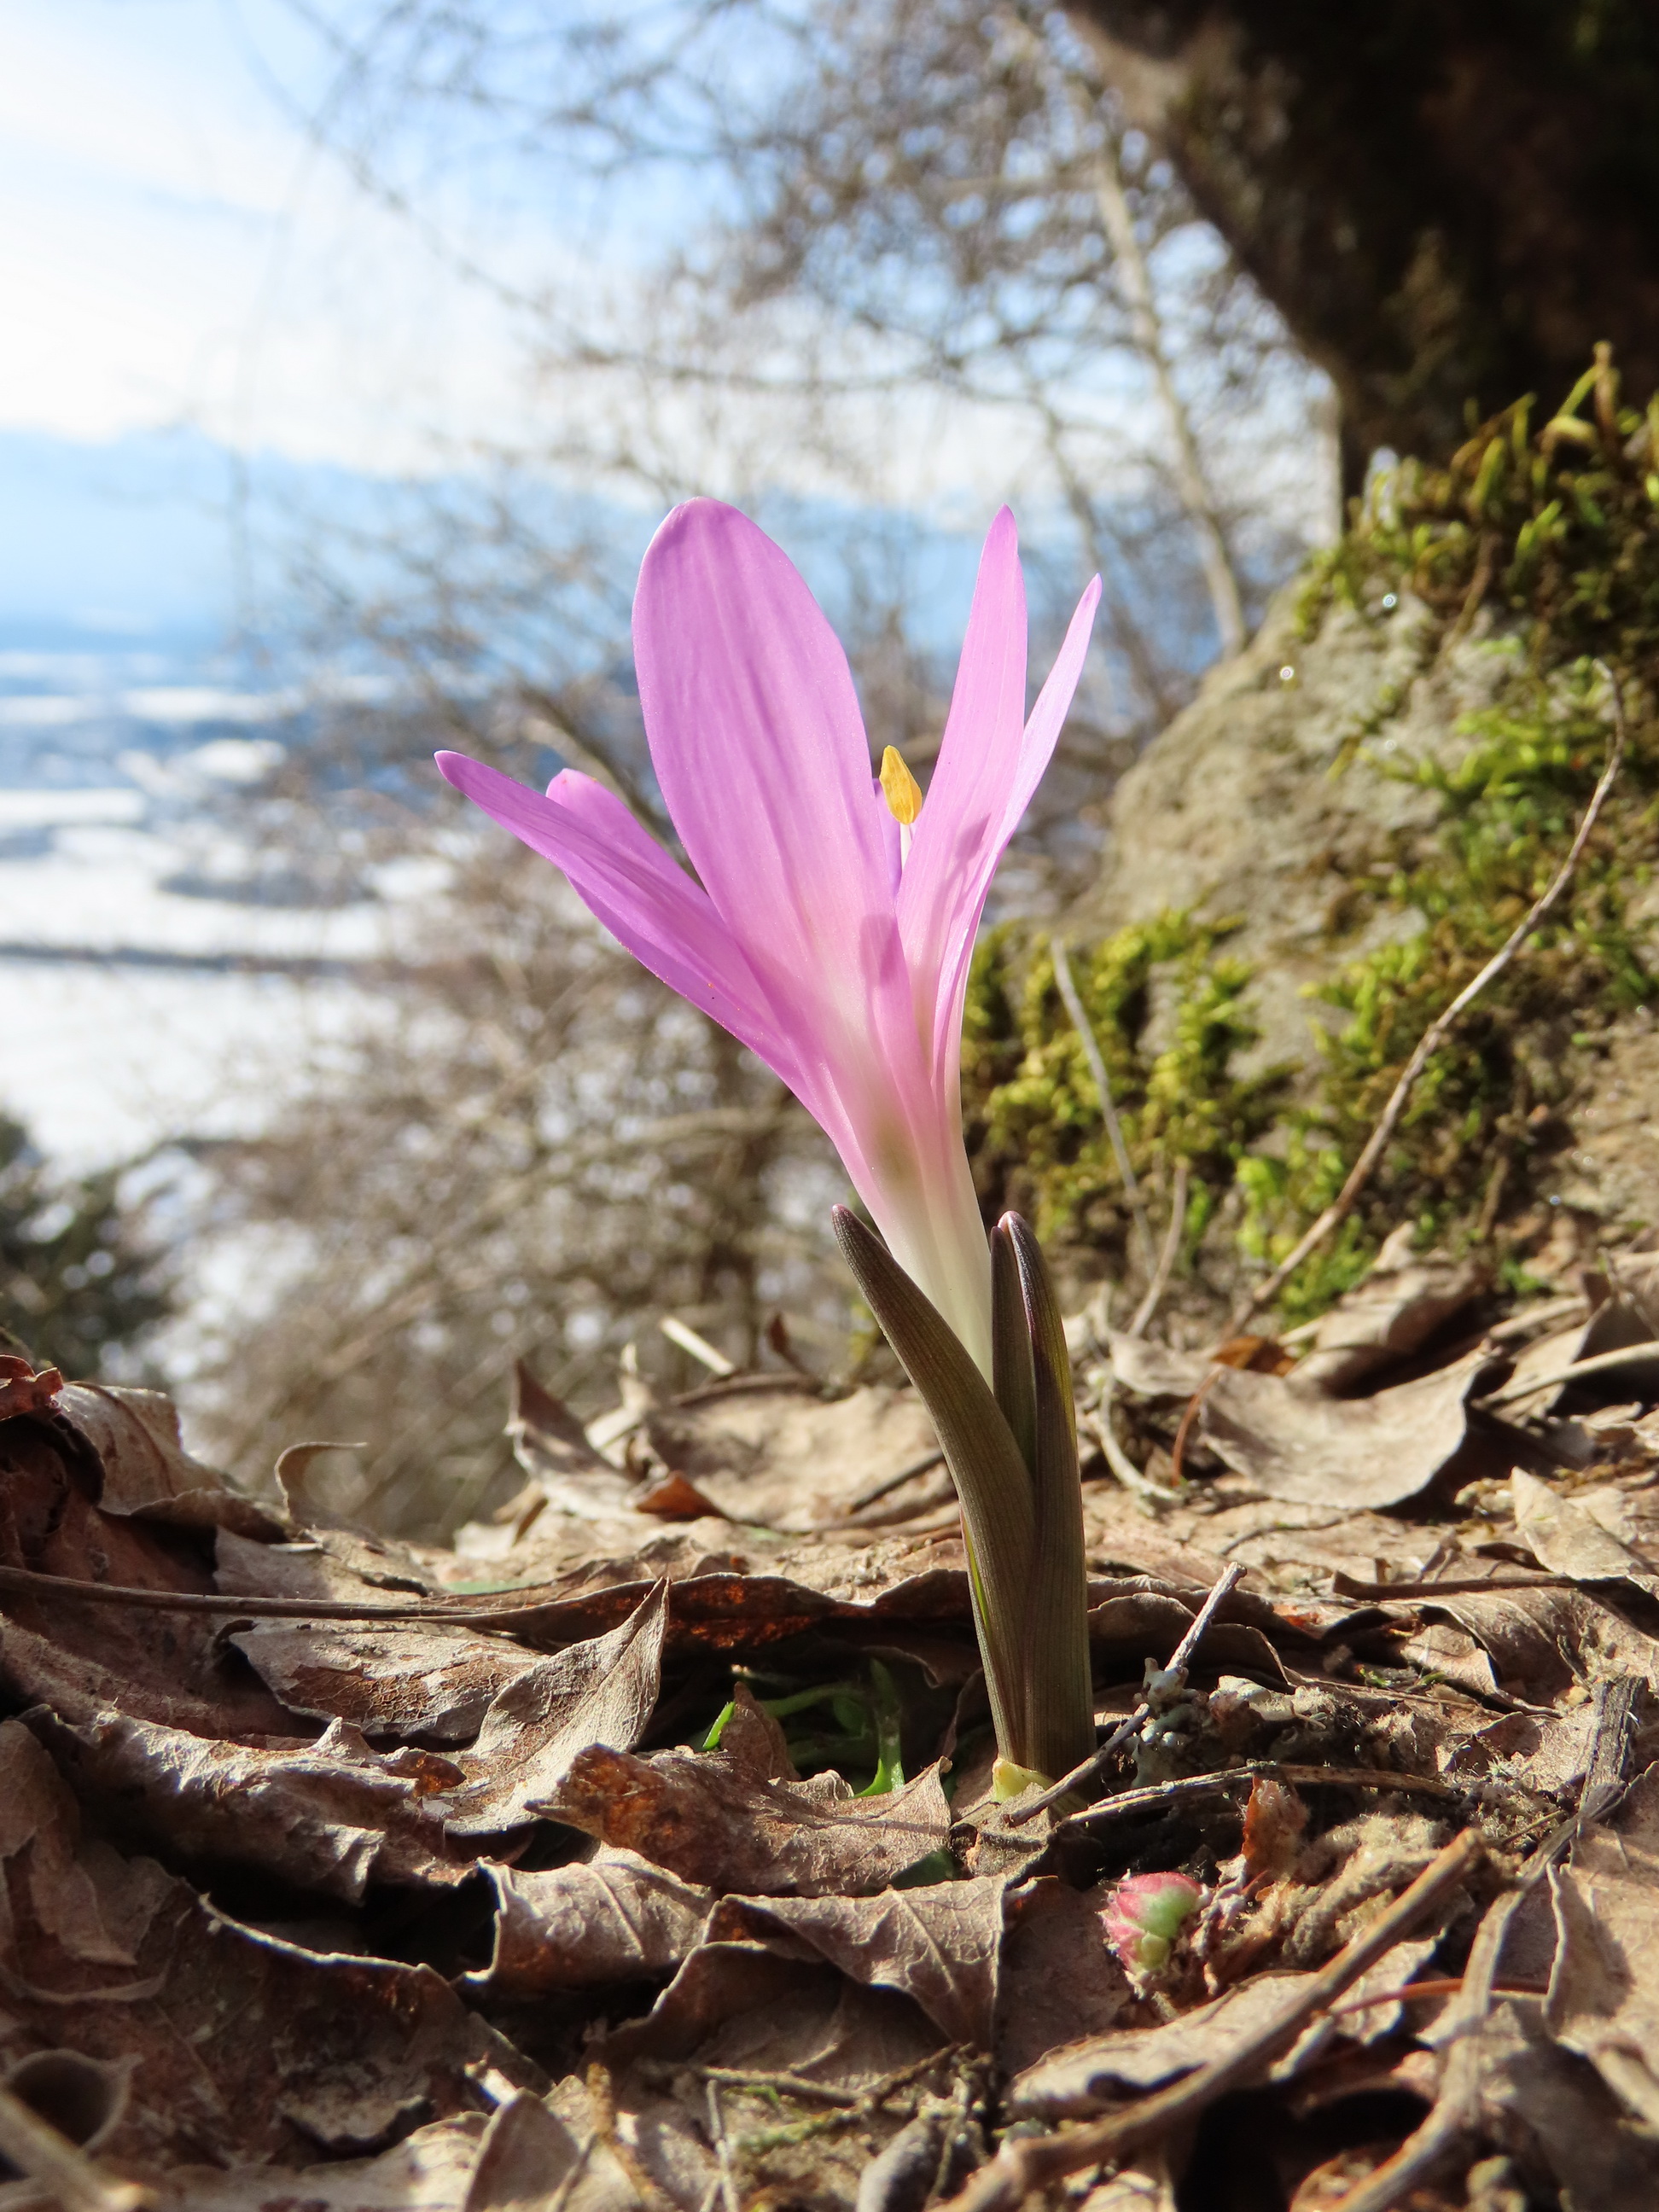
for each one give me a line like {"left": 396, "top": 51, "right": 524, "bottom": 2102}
{"left": 832, "top": 1205, "right": 1036, "bottom": 1766}
{"left": 998, "top": 1214, "right": 1096, "bottom": 1783}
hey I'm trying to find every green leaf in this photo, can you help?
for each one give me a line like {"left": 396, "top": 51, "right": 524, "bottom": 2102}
{"left": 832, "top": 1204, "right": 1036, "bottom": 1767}
{"left": 995, "top": 1214, "right": 1096, "bottom": 1784}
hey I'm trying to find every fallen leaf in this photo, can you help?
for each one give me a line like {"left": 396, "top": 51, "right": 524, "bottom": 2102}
{"left": 34, "top": 1382, "right": 280, "bottom": 1535}
{"left": 1476, "top": 1997, "right": 1659, "bottom": 2211}
{"left": 597, "top": 1933, "right": 943, "bottom": 2087}
{"left": 1007, "top": 1971, "right": 1315, "bottom": 2118}
{"left": 1198, "top": 1350, "right": 1492, "bottom": 1509}
{"left": 1291, "top": 1235, "right": 1488, "bottom": 1394}
{"left": 1510, "top": 1468, "right": 1659, "bottom": 1598}
{"left": 1498, "top": 1295, "right": 1659, "bottom": 1416}
{"left": 1546, "top": 1764, "right": 1659, "bottom": 2126}
{"left": 163, "top": 2116, "right": 492, "bottom": 2212}
{"left": 711, "top": 1874, "right": 1007, "bottom": 2043}
{"left": 459, "top": 2093, "right": 587, "bottom": 2212}
{"left": 0, "top": 1720, "right": 538, "bottom": 2173}
{"left": 629, "top": 1380, "right": 940, "bottom": 1533}
{"left": 469, "top": 1849, "right": 713, "bottom": 1996}
{"left": 995, "top": 1878, "right": 1132, "bottom": 2075}
{"left": 18, "top": 1685, "right": 469, "bottom": 1900}
{"left": 538, "top": 1745, "right": 952, "bottom": 1895}
{"left": 232, "top": 1621, "right": 542, "bottom": 1742}
{"left": 445, "top": 1580, "right": 668, "bottom": 1837}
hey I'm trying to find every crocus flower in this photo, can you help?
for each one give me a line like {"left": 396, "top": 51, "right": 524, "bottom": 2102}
{"left": 1102, "top": 1871, "right": 1205, "bottom": 1980}
{"left": 436, "top": 500, "right": 1098, "bottom": 1376}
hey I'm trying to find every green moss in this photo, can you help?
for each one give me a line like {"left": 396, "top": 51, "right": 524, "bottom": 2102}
{"left": 965, "top": 355, "right": 1659, "bottom": 1321}
{"left": 961, "top": 917, "right": 1288, "bottom": 1253}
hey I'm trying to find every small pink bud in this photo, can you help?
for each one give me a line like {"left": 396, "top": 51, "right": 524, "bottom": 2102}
{"left": 1101, "top": 1871, "right": 1204, "bottom": 1977}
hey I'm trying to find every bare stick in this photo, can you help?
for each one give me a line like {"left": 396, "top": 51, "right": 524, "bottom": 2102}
{"left": 1052, "top": 939, "right": 1158, "bottom": 1278}
{"left": 1478, "top": 1337, "right": 1659, "bottom": 1410}
{"left": 938, "top": 1830, "right": 1486, "bottom": 2212}
{"left": 1001, "top": 1564, "right": 1244, "bottom": 1824}
{"left": 1235, "top": 667, "right": 1629, "bottom": 1326}
{"left": 1128, "top": 1161, "right": 1190, "bottom": 1339}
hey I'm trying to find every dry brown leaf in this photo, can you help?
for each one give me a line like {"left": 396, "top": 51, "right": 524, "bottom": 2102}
{"left": 630, "top": 1380, "right": 940, "bottom": 1532}
{"left": 1198, "top": 1349, "right": 1492, "bottom": 1508}
{"left": 1422, "top": 1583, "right": 1659, "bottom": 1701}
{"left": 995, "top": 1877, "right": 1132, "bottom": 2076}
{"left": 1006, "top": 1971, "right": 1316, "bottom": 2118}
{"left": 539, "top": 1744, "right": 952, "bottom": 1895}
{"left": 469, "top": 1849, "right": 714, "bottom": 1996}
{"left": 597, "top": 1933, "right": 944, "bottom": 2087}
{"left": 18, "top": 1689, "right": 468, "bottom": 1898}
{"left": 710, "top": 1874, "right": 1007, "bottom": 2043}
{"left": 1476, "top": 1998, "right": 1659, "bottom": 2210}
{"left": 34, "top": 1382, "right": 279, "bottom": 1535}
{"left": 163, "top": 2116, "right": 493, "bottom": 2212}
{"left": 1546, "top": 1764, "right": 1659, "bottom": 2126}
{"left": 1290, "top": 1235, "right": 1488, "bottom": 1394}
{"left": 0, "top": 1720, "right": 538, "bottom": 2173}
{"left": 1499, "top": 1294, "right": 1659, "bottom": 1416}
{"left": 1510, "top": 1469, "right": 1659, "bottom": 1598}
{"left": 445, "top": 1580, "right": 668, "bottom": 1837}
{"left": 231, "top": 1621, "right": 542, "bottom": 1742}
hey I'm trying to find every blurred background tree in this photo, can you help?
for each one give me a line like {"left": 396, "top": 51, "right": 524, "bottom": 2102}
{"left": 166, "top": 0, "right": 1659, "bottom": 1528}
{"left": 0, "top": 1116, "right": 171, "bottom": 1381}
{"left": 1068, "top": 0, "right": 1659, "bottom": 486}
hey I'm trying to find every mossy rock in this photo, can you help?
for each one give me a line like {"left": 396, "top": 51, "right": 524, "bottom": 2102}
{"left": 963, "top": 355, "right": 1659, "bottom": 1327}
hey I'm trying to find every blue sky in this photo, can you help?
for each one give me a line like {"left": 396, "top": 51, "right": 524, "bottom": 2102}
{"left": 2, "top": 0, "right": 543, "bottom": 469}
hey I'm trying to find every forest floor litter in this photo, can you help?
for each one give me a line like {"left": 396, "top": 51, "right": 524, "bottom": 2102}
{"left": 4, "top": 1233, "right": 1659, "bottom": 2210}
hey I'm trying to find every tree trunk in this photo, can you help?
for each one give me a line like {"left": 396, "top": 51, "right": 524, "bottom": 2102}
{"left": 1065, "top": 0, "right": 1659, "bottom": 486}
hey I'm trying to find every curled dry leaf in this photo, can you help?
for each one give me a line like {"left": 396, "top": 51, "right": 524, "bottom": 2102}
{"left": 0, "top": 1720, "right": 539, "bottom": 2173}
{"left": 1197, "top": 1348, "right": 1493, "bottom": 1509}
{"left": 1006, "top": 1971, "right": 1318, "bottom": 2118}
{"left": 1510, "top": 1469, "right": 1659, "bottom": 1599}
{"left": 995, "top": 1879, "right": 1132, "bottom": 2076}
{"left": 35, "top": 1383, "right": 280, "bottom": 1536}
{"left": 597, "top": 1934, "right": 945, "bottom": 2088}
{"left": 1498, "top": 1294, "right": 1659, "bottom": 1416}
{"left": 538, "top": 1744, "right": 952, "bottom": 1896}
{"left": 163, "top": 2116, "right": 494, "bottom": 2212}
{"left": 469, "top": 1848, "right": 714, "bottom": 1997}
{"left": 444, "top": 1580, "right": 668, "bottom": 1837}
{"left": 1476, "top": 1998, "right": 1659, "bottom": 2212}
{"left": 1289, "top": 1233, "right": 1488, "bottom": 1394}
{"left": 24, "top": 1697, "right": 469, "bottom": 1900}
{"left": 711, "top": 1875, "right": 1009, "bottom": 2044}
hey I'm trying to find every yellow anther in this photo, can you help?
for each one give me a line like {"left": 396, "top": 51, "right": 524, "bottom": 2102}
{"left": 879, "top": 745, "right": 923, "bottom": 827}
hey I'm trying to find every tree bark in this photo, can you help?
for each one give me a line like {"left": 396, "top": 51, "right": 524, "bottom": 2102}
{"left": 1064, "top": 0, "right": 1659, "bottom": 486}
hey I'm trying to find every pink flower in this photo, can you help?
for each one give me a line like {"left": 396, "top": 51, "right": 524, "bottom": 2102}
{"left": 437, "top": 501, "right": 1098, "bottom": 1373}
{"left": 1102, "top": 1871, "right": 1205, "bottom": 1978}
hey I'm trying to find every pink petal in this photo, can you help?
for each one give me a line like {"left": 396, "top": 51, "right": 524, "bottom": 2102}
{"left": 632, "top": 501, "right": 899, "bottom": 1019}
{"left": 900, "top": 523, "right": 1101, "bottom": 1089}
{"left": 434, "top": 752, "right": 811, "bottom": 1098}
{"left": 896, "top": 508, "right": 1028, "bottom": 1010}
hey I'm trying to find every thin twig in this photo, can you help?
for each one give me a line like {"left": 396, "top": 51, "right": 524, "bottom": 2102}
{"left": 1052, "top": 939, "right": 1158, "bottom": 1278}
{"left": 706, "top": 2084, "right": 741, "bottom": 2212}
{"left": 1003, "top": 1565, "right": 1244, "bottom": 1824}
{"left": 1235, "top": 667, "right": 1629, "bottom": 1326}
{"left": 1055, "top": 1761, "right": 1454, "bottom": 1832}
{"left": 0, "top": 2084, "right": 150, "bottom": 2212}
{"left": 0, "top": 1560, "right": 588, "bottom": 1633}
{"left": 938, "top": 1831, "right": 1486, "bottom": 2212}
{"left": 1128, "top": 1162, "right": 1189, "bottom": 1339}
{"left": 1476, "top": 1336, "right": 1659, "bottom": 1410}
